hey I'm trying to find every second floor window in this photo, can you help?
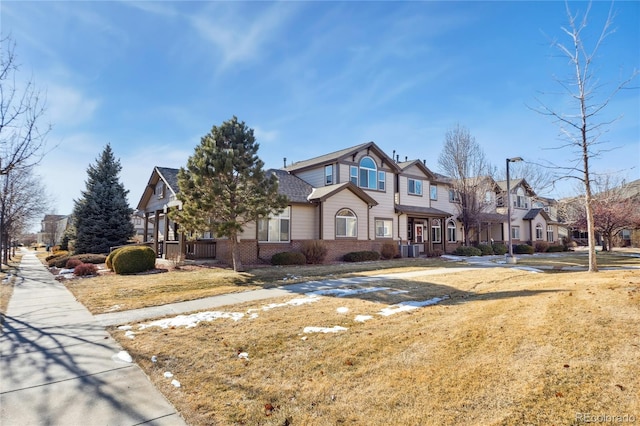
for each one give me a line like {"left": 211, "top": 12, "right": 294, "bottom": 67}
{"left": 514, "top": 188, "right": 528, "bottom": 208}
{"left": 351, "top": 157, "right": 384, "bottom": 190}
{"left": 449, "top": 189, "right": 460, "bottom": 202}
{"left": 430, "top": 185, "right": 438, "bottom": 201}
{"left": 325, "top": 165, "right": 333, "bottom": 185}
{"left": 408, "top": 178, "right": 422, "bottom": 195}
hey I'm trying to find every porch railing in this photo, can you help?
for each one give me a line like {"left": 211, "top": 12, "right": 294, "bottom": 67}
{"left": 186, "top": 240, "right": 216, "bottom": 259}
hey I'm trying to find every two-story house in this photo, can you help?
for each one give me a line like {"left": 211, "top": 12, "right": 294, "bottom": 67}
{"left": 136, "top": 142, "right": 564, "bottom": 264}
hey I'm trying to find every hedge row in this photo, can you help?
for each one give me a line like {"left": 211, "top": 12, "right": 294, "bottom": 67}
{"left": 47, "top": 253, "right": 107, "bottom": 268}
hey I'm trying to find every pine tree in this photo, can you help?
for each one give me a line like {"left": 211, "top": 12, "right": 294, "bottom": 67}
{"left": 171, "top": 116, "right": 288, "bottom": 272}
{"left": 73, "top": 144, "right": 134, "bottom": 254}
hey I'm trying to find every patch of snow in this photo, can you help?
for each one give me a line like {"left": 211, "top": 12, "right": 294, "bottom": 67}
{"left": 387, "top": 290, "right": 409, "bottom": 295}
{"left": 354, "top": 315, "right": 373, "bottom": 322}
{"left": 151, "top": 356, "right": 157, "bottom": 363}
{"left": 379, "top": 296, "right": 449, "bottom": 317}
{"left": 107, "top": 305, "right": 123, "bottom": 312}
{"left": 124, "top": 330, "right": 135, "bottom": 339}
{"left": 171, "top": 379, "right": 181, "bottom": 388}
{"left": 303, "top": 326, "right": 348, "bottom": 333}
{"left": 112, "top": 351, "right": 133, "bottom": 363}
{"left": 238, "top": 352, "right": 249, "bottom": 360}
{"left": 336, "top": 307, "right": 349, "bottom": 314}
{"left": 58, "top": 268, "right": 75, "bottom": 275}
{"left": 249, "top": 296, "right": 319, "bottom": 312}
{"left": 139, "top": 311, "right": 244, "bottom": 329}
{"left": 117, "top": 325, "right": 132, "bottom": 330}
{"left": 308, "top": 286, "right": 389, "bottom": 297}
{"left": 164, "top": 371, "right": 174, "bottom": 378}
{"left": 514, "top": 266, "right": 543, "bottom": 273}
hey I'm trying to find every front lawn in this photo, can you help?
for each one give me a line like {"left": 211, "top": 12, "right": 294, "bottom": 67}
{"left": 110, "top": 267, "right": 640, "bottom": 425}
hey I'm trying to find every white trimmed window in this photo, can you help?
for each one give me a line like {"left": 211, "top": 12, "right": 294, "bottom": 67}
{"left": 325, "top": 165, "right": 333, "bottom": 185}
{"left": 430, "top": 185, "right": 438, "bottom": 201}
{"left": 511, "top": 226, "right": 520, "bottom": 240}
{"left": 375, "top": 219, "right": 392, "bottom": 238}
{"left": 378, "top": 171, "right": 386, "bottom": 191}
{"left": 408, "top": 178, "right": 422, "bottom": 195}
{"left": 447, "top": 221, "right": 456, "bottom": 242}
{"left": 350, "top": 166, "right": 358, "bottom": 185}
{"left": 535, "top": 224, "right": 543, "bottom": 240}
{"left": 431, "top": 219, "right": 442, "bottom": 243}
{"left": 258, "top": 207, "right": 290, "bottom": 242}
{"left": 547, "top": 225, "right": 554, "bottom": 242}
{"left": 336, "top": 209, "right": 357, "bottom": 237}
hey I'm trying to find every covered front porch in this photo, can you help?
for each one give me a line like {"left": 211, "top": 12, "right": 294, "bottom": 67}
{"left": 396, "top": 205, "right": 451, "bottom": 255}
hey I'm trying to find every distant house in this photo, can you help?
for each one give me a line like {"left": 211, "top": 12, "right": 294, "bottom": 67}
{"left": 37, "top": 215, "right": 69, "bottom": 247}
{"left": 135, "top": 142, "right": 567, "bottom": 265}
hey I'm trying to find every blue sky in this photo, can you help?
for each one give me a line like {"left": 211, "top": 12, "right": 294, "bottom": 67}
{"left": 2, "top": 1, "right": 638, "bottom": 218}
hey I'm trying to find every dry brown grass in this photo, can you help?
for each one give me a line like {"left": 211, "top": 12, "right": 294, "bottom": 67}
{"left": 65, "top": 258, "right": 453, "bottom": 314}
{"left": 111, "top": 267, "right": 640, "bottom": 425}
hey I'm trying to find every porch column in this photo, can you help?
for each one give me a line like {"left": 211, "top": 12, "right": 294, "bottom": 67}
{"left": 143, "top": 212, "right": 149, "bottom": 242}
{"left": 153, "top": 210, "right": 160, "bottom": 256}
{"left": 163, "top": 210, "right": 170, "bottom": 258}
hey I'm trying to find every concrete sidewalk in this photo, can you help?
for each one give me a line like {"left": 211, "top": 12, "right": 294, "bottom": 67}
{"left": 95, "top": 267, "right": 479, "bottom": 327}
{"left": 0, "top": 250, "right": 187, "bottom": 426}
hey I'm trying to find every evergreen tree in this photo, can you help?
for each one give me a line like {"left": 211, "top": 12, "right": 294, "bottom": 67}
{"left": 171, "top": 116, "right": 288, "bottom": 272}
{"left": 73, "top": 144, "right": 134, "bottom": 254}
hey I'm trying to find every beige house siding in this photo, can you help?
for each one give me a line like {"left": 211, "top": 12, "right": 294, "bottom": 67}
{"left": 294, "top": 168, "right": 326, "bottom": 188}
{"left": 368, "top": 187, "right": 397, "bottom": 239}
{"left": 398, "top": 175, "right": 427, "bottom": 207}
{"left": 321, "top": 190, "right": 370, "bottom": 240}
{"left": 291, "top": 204, "right": 318, "bottom": 240}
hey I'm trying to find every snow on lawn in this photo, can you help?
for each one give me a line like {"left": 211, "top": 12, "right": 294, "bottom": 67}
{"left": 303, "top": 326, "right": 348, "bottom": 333}
{"left": 131, "top": 288, "right": 450, "bottom": 331}
{"left": 308, "top": 286, "right": 389, "bottom": 297}
{"left": 379, "top": 296, "right": 450, "bottom": 317}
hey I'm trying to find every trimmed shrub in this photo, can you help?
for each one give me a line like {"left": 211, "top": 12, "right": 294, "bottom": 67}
{"left": 72, "top": 253, "right": 107, "bottom": 264}
{"left": 271, "top": 251, "right": 306, "bottom": 266}
{"left": 66, "top": 258, "right": 83, "bottom": 269}
{"left": 491, "top": 243, "right": 508, "bottom": 255}
{"left": 300, "top": 241, "right": 327, "bottom": 264}
{"left": 453, "top": 246, "right": 482, "bottom": 257}
{"left": 49, "top": 255, "right": 72, "bottom": 268}
{"left": 514, "top": 244, "right": 534, "bottom": 255}
{"left": 45, "top": 251, "right": 69, "bottom": 263}
{"left": 547, "top": 245, "right": 565, "bottom": 253}
{"left": 380, "top": 242, "right": 399, "bottom": 260}
{"left": 477, "top": 244, "right": 494, "bottom": 256}
{"left": 112, "top": 246, "right": 156, "bottom": 275}
{"left": 74, "top": 263, "right": 98, "bottom": 276}
{"left": 534, "top": 241, "right": 549, "bottom": 253}
{"left": 106, "top": 248, "right": 121, "bottom": 270}
{"left": 343, "top": 251, "right": 380, "bottom": 262}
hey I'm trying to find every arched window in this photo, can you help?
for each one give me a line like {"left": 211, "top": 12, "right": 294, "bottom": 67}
{"left": 447, "top": 221, "right": 456, "bottom": 242}
{"left": 359, "top": 157, "right": 377, "bottom": 189}
{"left": 535, "top": 223, "right": 543, "bottom": 240}
{"left": 336, "top": 209, "right": 357, "bottom": 237}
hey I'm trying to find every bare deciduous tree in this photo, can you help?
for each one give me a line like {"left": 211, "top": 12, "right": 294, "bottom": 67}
{"left": 1, "top": 166, "right": 49, "bottom": 264}
{"left": 564, "top": 177, "right": 640, "bottom": 252}
{"left": 1, "top": 35, "right": 50, "bottom": 175}
{"left": 438, "top": 124, "right": 495, "bottom": 246}
{"left": 533, "top": 2, "right": 638, "bottom": 272}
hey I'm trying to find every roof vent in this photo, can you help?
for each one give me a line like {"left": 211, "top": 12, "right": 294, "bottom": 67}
{"left": 283, "top": 157, "right": 287, "bottom": 168}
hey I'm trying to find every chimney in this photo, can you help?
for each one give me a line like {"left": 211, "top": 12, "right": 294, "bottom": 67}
{"left": 423, "top": 159, "right": 426, "bottom": 166}
{"left": 392, "top": 150, "right": 396, "bottom": 162}
{"left": 283, "top": 157, "right": 287, "bottom": 168}
{"left": 396, "top": 154, "right": 399, "bottom": 162}
{"left": 405, "top": 156, "right": 408, "bottom": 162}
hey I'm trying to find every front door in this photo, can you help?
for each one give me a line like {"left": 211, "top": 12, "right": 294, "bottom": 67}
{"left": 414, "top": 224, "right": 424, "bottom": 243}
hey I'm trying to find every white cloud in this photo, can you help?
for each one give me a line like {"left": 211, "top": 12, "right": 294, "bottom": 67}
{"left": 187, "top": 2, "right": 298, "bottom": 72}
{"left": 45, "top": 84, "right": 100, "bottom": 128}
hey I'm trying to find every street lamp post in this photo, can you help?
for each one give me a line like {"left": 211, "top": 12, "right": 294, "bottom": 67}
{"left": 506, "top": 157, "right": 523, "bottom": 264}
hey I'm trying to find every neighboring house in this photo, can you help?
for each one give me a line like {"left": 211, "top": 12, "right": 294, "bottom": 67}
{"left": 37, "top": 214, "right": 69, "bottom": 247}
{"left": 496, "top": 179, "right": 562, "bottom": 246}
{"left": 136, "top": 142, "right": 566, "bottom": 264}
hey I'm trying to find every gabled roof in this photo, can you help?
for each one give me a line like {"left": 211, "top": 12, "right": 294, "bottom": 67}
{"left": 523, "top": 208, "right": 551, "bottom": 221}
{"left": 43, "top": 214, "right": 67, "bottom": 222}
{"left": 397, "top": 160, "right": 437, "bottom": 180}
{"left": 137, "top": 166, "right": 180, "bottom": 210}
{"left": 395, "top": 205, "right": 451, "bottom": 217}
{"left": 284, "top": 141, "right": 401, "bottom": 173}
{"left": 268, "top": 169, "right": 313, "bottom": 204}
{"left": 496, "top": 178, "right": 536, "bottom": 196}
{"left": 308, "top": 182, "right": 378, "bottom": 206}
